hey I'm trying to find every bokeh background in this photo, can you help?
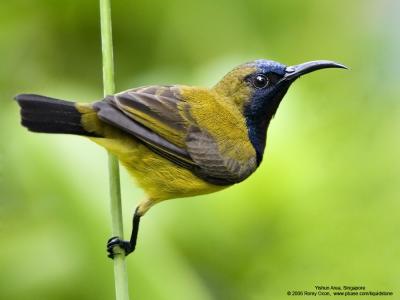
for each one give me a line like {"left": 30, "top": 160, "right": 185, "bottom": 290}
{"left": 1, "top": 0, "right": 399, "bottom": 299}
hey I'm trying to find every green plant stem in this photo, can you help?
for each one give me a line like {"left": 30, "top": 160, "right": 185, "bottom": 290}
{"left": 100, "top": 0, "right": 130, "bottom": 299}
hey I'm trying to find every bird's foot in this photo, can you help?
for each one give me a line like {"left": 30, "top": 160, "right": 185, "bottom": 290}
{"left": 107, "top": 236, "right": 133, "bottom": 259}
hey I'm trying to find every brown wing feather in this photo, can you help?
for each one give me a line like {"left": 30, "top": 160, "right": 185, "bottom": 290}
{"left": 112, "top": 86, "right": 186, "bottom": 147}
{"left": 93, "top": 100, "right": 193, "bottom": 164}
{"left": 95, "top": 85, "right": 256, "bottom": 185}
{"left": 186, "top": 126, "right": 257, "bottom": 184}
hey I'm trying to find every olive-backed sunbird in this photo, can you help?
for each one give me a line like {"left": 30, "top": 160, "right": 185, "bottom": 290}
{"left": 15, "top": 59, "right": 346, "bottom": 258}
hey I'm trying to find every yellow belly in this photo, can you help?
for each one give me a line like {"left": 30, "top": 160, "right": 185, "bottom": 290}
{"left": 89, "top": 134, "right": 225, "bottom": 202}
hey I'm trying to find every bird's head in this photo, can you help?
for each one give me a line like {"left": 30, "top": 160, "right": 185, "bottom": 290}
{"left": 213, "top": 59, "right": 347, "bottom": 162}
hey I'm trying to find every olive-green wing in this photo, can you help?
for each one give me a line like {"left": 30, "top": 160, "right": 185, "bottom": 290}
{"left": 94, "top": 85, "right": 257, "bottom": 185}
{"left": 185, "top": 125, "right": 257, "bottom": 185}
{"left": 112, "top": 86, "right": 187, "bottom": 147}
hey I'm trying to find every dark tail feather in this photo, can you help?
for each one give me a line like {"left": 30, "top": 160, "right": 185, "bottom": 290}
{"left": 15, "top": 94, "right": 97, "bottom": 136}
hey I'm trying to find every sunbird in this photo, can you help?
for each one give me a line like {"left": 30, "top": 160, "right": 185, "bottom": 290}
{"left": 15, "top": 59, "right": 346, "bottom": 258}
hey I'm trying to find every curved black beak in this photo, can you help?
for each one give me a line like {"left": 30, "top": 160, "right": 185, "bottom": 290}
{"left": 283, "top": 60, "right": 347, "bottom": 82}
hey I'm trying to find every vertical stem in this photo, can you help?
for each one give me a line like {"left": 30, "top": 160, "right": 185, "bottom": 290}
{"left": 99, "top": 0, "right": 130, "bottom": 299}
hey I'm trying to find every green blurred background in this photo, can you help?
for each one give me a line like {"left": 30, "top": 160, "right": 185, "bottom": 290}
{"left": 0, "top": 0, "right": 399, "bottom": 299}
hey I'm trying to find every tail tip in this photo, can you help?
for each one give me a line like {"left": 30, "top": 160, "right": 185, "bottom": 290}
{"left": 14, "top": 94, "right": 24, "bottom": 102}
{"left": 14, "top": 93, "right": 42, "bottom": 102}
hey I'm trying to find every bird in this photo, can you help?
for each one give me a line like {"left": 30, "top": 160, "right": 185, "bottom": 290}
{"left": 15, "top": 59, "right": 346, "bottom": 258}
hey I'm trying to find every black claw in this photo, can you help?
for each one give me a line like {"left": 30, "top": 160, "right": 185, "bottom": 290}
{"left": 106, "top": 206, "right": 142, "bottom": 259}
{"left": 106, "top": 236, "right": 133, "bottom": 259}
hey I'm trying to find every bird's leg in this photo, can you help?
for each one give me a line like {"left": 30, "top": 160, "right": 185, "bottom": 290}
{"left": 107, "top": 198, "right": 153, "bottom": 259}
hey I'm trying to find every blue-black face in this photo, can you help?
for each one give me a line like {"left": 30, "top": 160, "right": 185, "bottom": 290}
{"left": 243, "top": 59, "right": 347, "bottom": 164}
{"left": 244, "top": 60, "right": 289, "bottom": 120}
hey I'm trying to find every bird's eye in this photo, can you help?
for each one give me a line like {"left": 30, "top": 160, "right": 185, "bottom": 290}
{"left": 253, "top": 74, "right": 269, "bottom": 89}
